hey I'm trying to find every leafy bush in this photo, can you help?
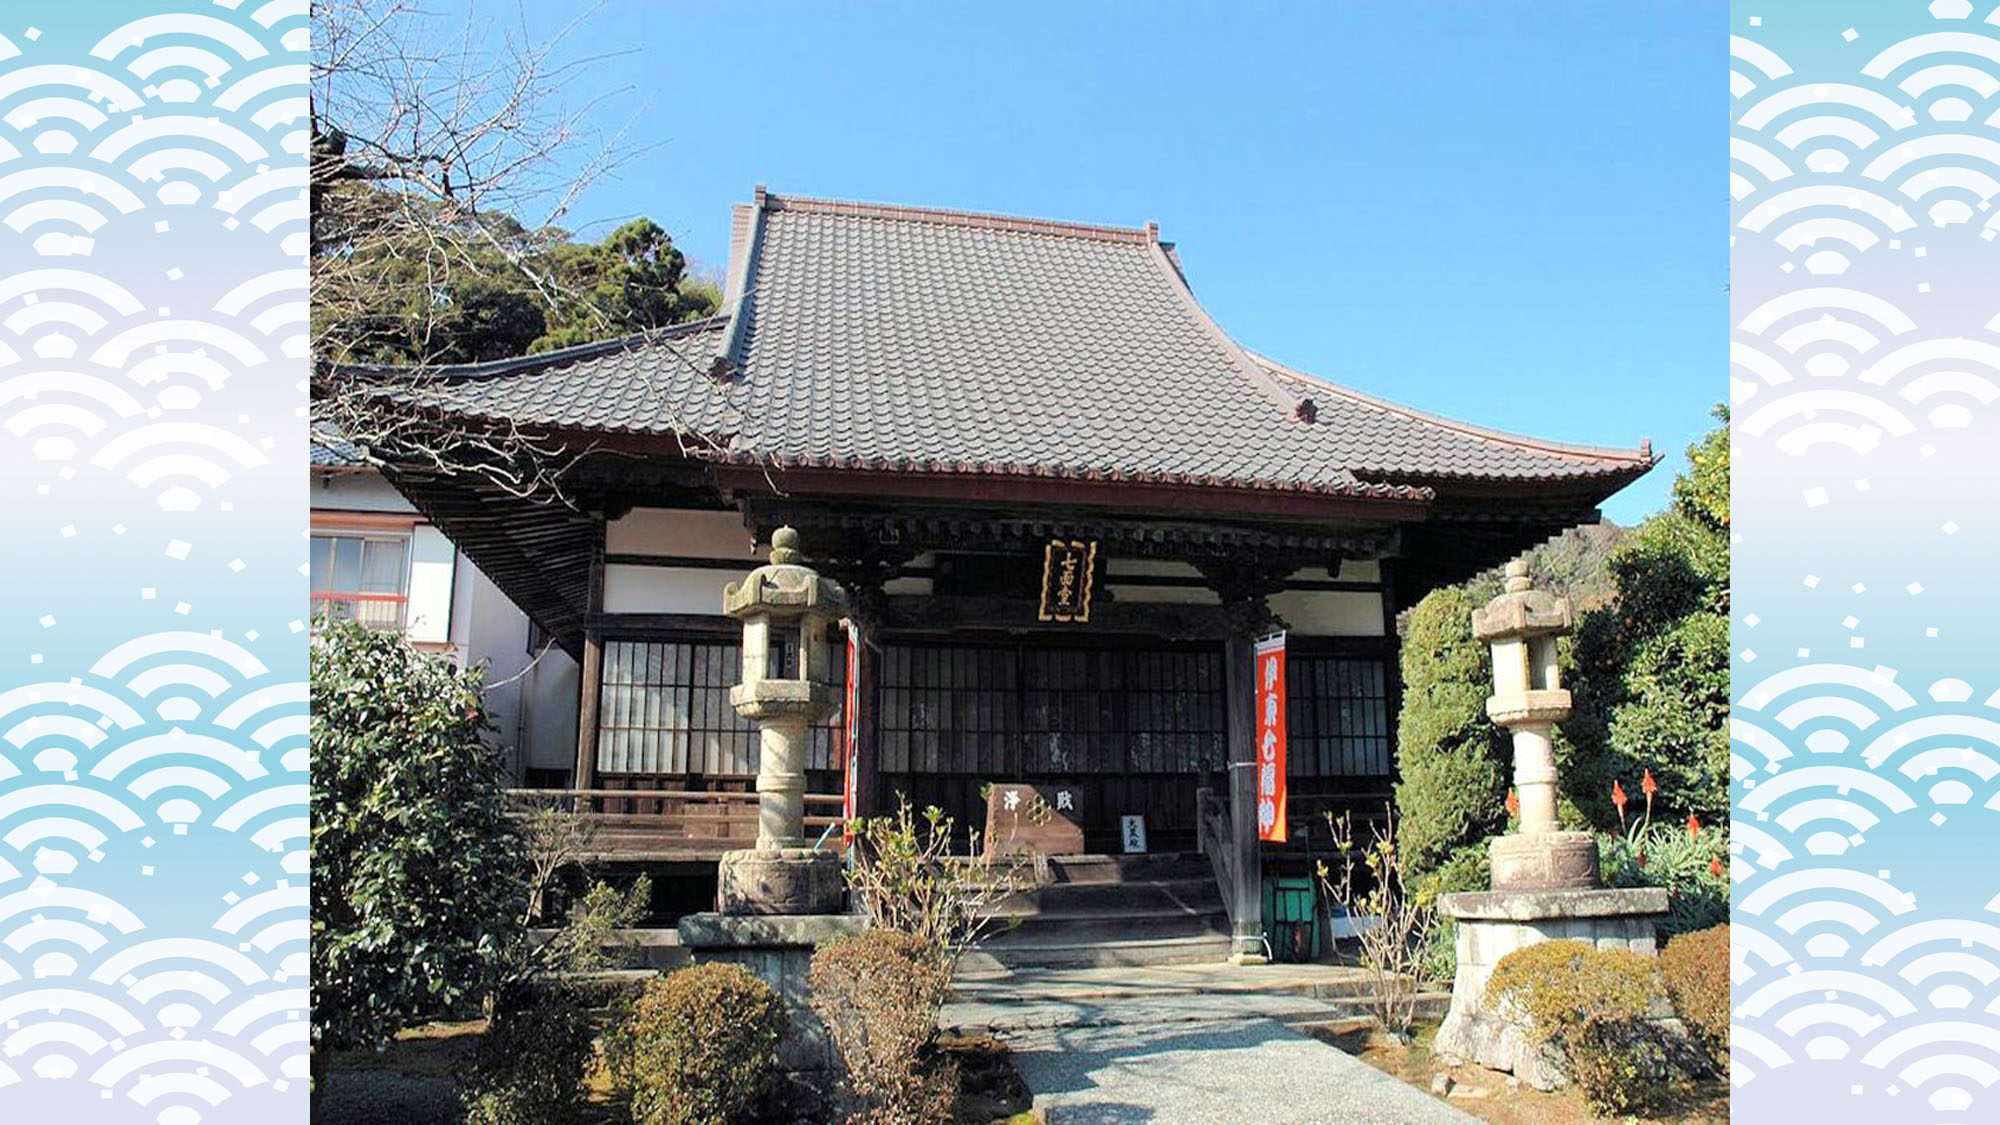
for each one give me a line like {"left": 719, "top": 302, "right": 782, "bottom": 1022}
{"left": 1413, "top": 845, "right": 1488, "bottom": 981}
{"left": 461, "top": 980, "right": 596, "bottom": 1125}
{"left": 311, "top": 620, "right": 527, "bottom": 1061}
{"left": 1598, "top": 774, "right": 1728, "bottom": 939}
{"left": 609, "top": 963, "right": 783, "bottom": 1125}
{"left": 809, "top": 929, "right": 957, "bottom": 1125}
{"left": 1393, "top": 587, "right": 1510, "bottom": 887}
{"left": 1661, "top": 924, "right": 1730, "bottom": 1066}
{"left": 534, "top": 875, "right": 652, "bottom": 976}
{"left": 845, "top": 798, "right": 1020, "bottom": 974}
{"left": 1565, "top": 410, "right": 1731, "bottom": 826}
{"left": 1485, "top": 940, "right": 1674, "bottom": 1116}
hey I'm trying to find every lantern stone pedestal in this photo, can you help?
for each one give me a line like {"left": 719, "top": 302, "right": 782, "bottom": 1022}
{"left": 676, "top": 912, "right": 869, "bottom": 1082}
{"left": 1430, "top": 561, "right": 1671, "bottom": 1090}
{"left": 675, "top": 527, "right": 857, "bottom": 1109}
{"left": 1431, "top": 887, "right": 1669, "bottom": 1089}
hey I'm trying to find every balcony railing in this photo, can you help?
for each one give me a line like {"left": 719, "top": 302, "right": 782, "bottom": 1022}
{"left": 507, "top": 787, "right": 846, "bottom": 861}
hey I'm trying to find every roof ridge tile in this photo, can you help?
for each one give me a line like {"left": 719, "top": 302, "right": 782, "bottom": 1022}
{"left": 761, "top": 189, "right": 1153, "bottom": 244}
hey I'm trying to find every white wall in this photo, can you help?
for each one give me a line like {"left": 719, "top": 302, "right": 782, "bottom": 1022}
{"left": 607, "top": 507, "right": 763, "bottom": 560}
{"left": 602, "top": 508, "right": 763, "bottom": 617}
{"left": 603, "top": 564, "right": 751, "bottom": 616}
{"left": 1096, "top": 557, "right": 1387, "bottom": 635}
{"left": 310, "top": 471, "right": 410, "bottom": 513}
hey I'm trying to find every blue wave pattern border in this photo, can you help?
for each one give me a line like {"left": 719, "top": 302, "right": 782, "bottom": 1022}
{"left": 0, "top": 4, "right": 307, "bottom": 1123}
{"left": 1733, "top": 3, "right": 2000, "bottom": 1121}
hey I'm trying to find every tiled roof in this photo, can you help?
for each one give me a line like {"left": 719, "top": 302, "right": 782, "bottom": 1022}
{"left": 373, "top": 190, "right": 1653, "bottom": 499}
{"left": 308, "top": 423, "right": 365, "bottom": 467}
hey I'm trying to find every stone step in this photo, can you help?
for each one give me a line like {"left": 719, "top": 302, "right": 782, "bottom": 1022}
{"left": 986, "top": 879, "right": 1223, "bottom": 919}
{"left": 1040, "top": 853, "right": 1214, "bottom": 885}
{"left": 939, "top": 986, "right": 1454, "bottom": 1037}
{"left": 951, "top": 963, "right": 1414, "bottom": 1005}
{"left": 982, "top": 910, "right": 1228, "bottom": 950}
{"left": 958, "top": 932, "right": 1233, "bottom": 971}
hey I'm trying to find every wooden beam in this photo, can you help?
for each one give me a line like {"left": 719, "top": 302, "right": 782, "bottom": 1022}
{"left": 717, "top": 464, "right": 1432, "bottom": 524}
{"left": 879, "top": 593, "right": 1233, "bottom": 640}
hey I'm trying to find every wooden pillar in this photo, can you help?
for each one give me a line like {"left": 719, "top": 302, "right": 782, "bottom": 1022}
{"left": 570, "top": 520, "right": 607, "bottom": 797}
{"left": 851, "top": 621, "right": 883, "bottom": 819}
{"left": 1224, "top": 632, "right": 1264, "bottom": 961}
{"left": 1379, "top": 558, "right": 1402, "bottom": 765}
{"left": 1224, "top": 629, "right": 1266, "bottom": 964}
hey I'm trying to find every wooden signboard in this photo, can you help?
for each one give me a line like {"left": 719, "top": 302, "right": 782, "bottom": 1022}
{"left": 983, "top": 782, "right": 1085, "bottom": 857}
{"left": 1038, "top": 539, "right": 1098, "bottom": 623}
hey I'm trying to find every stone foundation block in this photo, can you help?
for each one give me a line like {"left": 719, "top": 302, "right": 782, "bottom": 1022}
{"left": 676, "top": 912, "right": 869, "bottom": 1079}
{"left": 1431, "top": 886, "right": 1668, "bottom": 1090}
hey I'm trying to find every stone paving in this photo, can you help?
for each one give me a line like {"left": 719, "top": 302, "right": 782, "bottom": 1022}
{"left": 949, "top": 963, "right": 1475, "bottom": 1124}
{"left": 1004, "top": 1017, "right": 1477, "bottom": 1124}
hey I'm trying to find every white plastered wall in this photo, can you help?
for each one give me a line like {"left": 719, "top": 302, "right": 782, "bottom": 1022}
{"left": 1097, "top": 557, "right": 1387, "bottom": 635}
{"left": 602, "top": 507, "right": 768, "bottom": 617}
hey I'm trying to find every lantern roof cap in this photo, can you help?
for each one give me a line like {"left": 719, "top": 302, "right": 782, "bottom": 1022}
{"left": 723, "top": 527, "right": 848, "bottom": 620}
{"left": 1473, "top": 562, "right": 1572, "bottom": 642}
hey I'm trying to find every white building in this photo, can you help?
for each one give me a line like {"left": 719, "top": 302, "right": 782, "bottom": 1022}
{"left": 310, "top": 429, "right": 579, "bottom": 784}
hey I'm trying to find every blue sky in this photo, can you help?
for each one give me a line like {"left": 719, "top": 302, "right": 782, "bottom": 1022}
{"left": 491, "top": 0, "right": 1720, "bottom": 524}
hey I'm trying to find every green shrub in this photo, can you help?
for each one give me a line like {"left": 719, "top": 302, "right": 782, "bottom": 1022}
{"left": 809, "top": 929, "right": 956, "bottom": 1125}
{"left": 1600, "top": 820, "right": 1728, "bottom": 939}
{"left": 1413, "top": 844, "right": 1489, "bottom": 981}
{"left": 462, "top": 980, "right": 595, "bottom": 1125}
{"left": 1485, "top": 940, "right": 1673, "bottom": 1116}
{"left": 610, "top": 963, "right": 783, "bottom": 1125}
{"left": 1393, "top": 587, "right": 1510, "bottom": 887}
{"left": 311, "top": 620, "right": 527, "bottom": 1059}
{"left": 1661, "top": 924, "right": 1730, "bottom": 1066}
{"left": 1564, "top": 411, "right": 1731, "bottom": 827}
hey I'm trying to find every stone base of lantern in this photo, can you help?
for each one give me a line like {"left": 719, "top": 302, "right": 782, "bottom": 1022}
{"left": 1488, "top": 830, "right": 1601, "bottom": 892}
{"left": 716, "top": 847, "right": 843, "bottom": 915}
{"left": 677, "top": 911, "right": 870, "bottom": 1108}
{"left": 1431, "top": 886, "right": 1669, "bottom": 1090}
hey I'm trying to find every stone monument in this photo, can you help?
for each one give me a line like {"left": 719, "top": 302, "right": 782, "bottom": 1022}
{"left": 715, "top": 525, "right": 847, "bottom": 915}
{"left": 1431, "top": 559, "right": 1668, "bottom": 1089}
{"left": 677, "top": 527, "right": 866, "bottom": 1097}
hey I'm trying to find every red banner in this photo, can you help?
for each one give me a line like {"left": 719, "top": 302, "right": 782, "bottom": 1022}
{"left": 842, "top": 621, "right": 861, "bottom": 839}
{"left": 1254, "top": 633, "right": 1288, "bottom": 843}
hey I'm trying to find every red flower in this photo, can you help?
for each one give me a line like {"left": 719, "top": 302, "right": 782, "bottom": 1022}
{"left": 1611, "top": 779, "right": 1628, "bottom": 826}
{"left": 1709, "top": 856, "right": 1723, "bottom": 878}
{"left": 1687, "top": 813, "right": 1701, "bottom": 841}
{"left": 1641, "top": 769, "right": 1658, "bottom": 800}
{"left": 1506, "top": 789, "right": 1520, "bottom": 818}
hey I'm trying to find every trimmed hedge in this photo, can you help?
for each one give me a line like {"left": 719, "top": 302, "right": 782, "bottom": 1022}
{"left": 1661, "top": 923, "right": 1730, "bottom": 1066}
{"left": 810, "top": 929, "right": 956, "bottom": 1125}
{"left": 1393, "top": 586, "right": 1510, "bottom": 889}
{"left": 1485, "top": 940, "right": 1673, "bottom": 1116}
{"left": 462, "top": 979, "right": 595, "bottom": 1125}
{"left": 610, "top": 963, "right": 783, "bottom": 1125}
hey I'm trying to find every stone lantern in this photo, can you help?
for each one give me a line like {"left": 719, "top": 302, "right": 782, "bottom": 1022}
{"left": 716, "top": 526, "right": 848, "bottom": 915}
{"left": 1433, "top": 557, "right": 1668, "bottom": 1089}
{"left": 1472, "top": 558, "right": 1596, "bottom": 890}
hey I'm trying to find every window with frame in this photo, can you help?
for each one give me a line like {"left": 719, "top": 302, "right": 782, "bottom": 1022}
{"left": 1286, "top": 653, "right": 1393, "bottom": 777}
{"left": 596, "top": 637, "right": 846, "bottom": 777}
{"left": 309, "top": 532, "right": 411, "bottom": 630}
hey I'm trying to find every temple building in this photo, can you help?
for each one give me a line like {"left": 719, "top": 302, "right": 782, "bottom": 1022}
{"left": 357, "top": 188, "right": 1654, "bottom": 951}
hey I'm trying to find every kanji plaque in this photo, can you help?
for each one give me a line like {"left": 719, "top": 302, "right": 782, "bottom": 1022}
{"left": 983, "top": 783, "right": 1085, "bottom": 857}
{"left": 1037, "top": 539, "right": 1098, "bottom": 623}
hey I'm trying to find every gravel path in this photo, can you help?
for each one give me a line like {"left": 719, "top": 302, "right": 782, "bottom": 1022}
{"left": 1004, "top": 1017, "right": 1477, "bottom": 1124}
